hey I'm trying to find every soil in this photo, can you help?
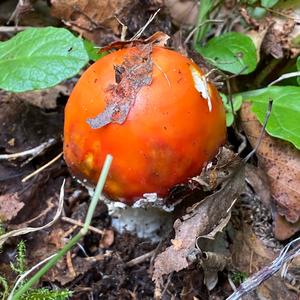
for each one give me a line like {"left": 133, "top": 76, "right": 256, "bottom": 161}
{"left": 0, "top": 1, "right": 299, "bottom": 299}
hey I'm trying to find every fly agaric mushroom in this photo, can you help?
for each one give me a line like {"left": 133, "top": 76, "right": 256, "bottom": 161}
{"left": 64, "top": 43, "right": 226, "bottom": 206}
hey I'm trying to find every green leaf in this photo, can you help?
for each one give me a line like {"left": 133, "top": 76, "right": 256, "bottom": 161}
{"left": 297, "top": 56, "right": 300, "bottom": 85}
{"left": 0, "top": 27, "right": 89, "bottom": 92}
{"left": 233, "top": 95, "right": 243, "bottom": 111}
{"left": 198, "top": 32, "right": 257, "bottom": 74}
{"left": 226, "top": 112, "right": 234, "bottom": 127}
{"left": 221, "top": 94, "right": 243, "bottom": 127}
{"left": 242, "top": 86, "right": 300, "bottom": 149}
{"left": 193, "top": 0, "right": 215, "bottom": 46}
{"left": 261, "top": 0, "right": 279, "bottom": 8}
{"left": 250, "top": 7, "right": 267, "bottom": 19}
{"left": 83, "top": 39, "right": 106, "bottom": 62}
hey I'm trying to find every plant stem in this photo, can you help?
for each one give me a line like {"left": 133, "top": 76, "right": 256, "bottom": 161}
{"left": 12, "top": 154, "right": 113, "bottom": 300}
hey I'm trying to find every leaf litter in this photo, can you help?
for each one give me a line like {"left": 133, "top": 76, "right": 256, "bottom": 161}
{"left": 153, "top": 148, "right": 245, "bottom": 287}
{"left": 240, "top": 102, "right": 300, "bottom": 240}
{"left": 1, "top": 1, "right": 300, "bottom": 298}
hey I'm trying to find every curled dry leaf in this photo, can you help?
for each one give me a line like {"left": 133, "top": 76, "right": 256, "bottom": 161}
{"left": 240, "top": 102, "right": 300, "bottom": 240}
{"left": 153, "top": 149, "right": 244, "bottom": 286}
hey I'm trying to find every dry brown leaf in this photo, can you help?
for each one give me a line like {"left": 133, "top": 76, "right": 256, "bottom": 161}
{"left": 0, "top": 181, "right": 64, "bottom": 247}
{"left": 245, "top": 164, "right": 271, "bottom": 208}
{"left": 231, "top": 225, "right": 298, "bottom": 300}
{"left": 240, "top": 102, "right": 300, "bottom": 240}
{"left": 153, "top": 151, "right": 244, "bottom": 285}
{"left": 0, "top": 193, "right": 24, "bottom": 222}
{"left": 16, "top": 84, "right": 72, "bottom": 110}
{"left": 50, "top": 0, "right": 133, "bottom": 37}
{"left": 164, "top": 0, "right": 198, "bottom": 27}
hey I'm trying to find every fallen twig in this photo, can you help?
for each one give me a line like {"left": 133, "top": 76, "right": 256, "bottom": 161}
{"left": 226, "top": 236, "right": 300, "bottom": 300}
{"left": 62, "top": 216, "right": 104, "bottom": 235}
{"left": 22, "top": 151, "right": 63, "bottom": 182}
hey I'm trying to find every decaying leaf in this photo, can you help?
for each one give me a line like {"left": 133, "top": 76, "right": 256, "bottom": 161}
{"left": 197, "top": 228, "right": 232, "bottom": 291}
{"left": 231, "top": 224, "right": 299, "bottom": 300}
{"left": 153, "top": 150, "right": 245, "bottom": 286}
{"left": 0, "top": 181, "right": 64, "bottom": 248}
{"left": 0, "top": 193, "right": 24, "bottom": 222}
{"left": 50, "top": 0, "right": 133, "bottom": 36}
{"left": 164, "top": 0, "right": 198, "bottom": 27}
{"left": 240, "top": 102, "right": 300, "bottom": 240}
{"left": 87, "top": 44, "right": 153, "bottom": 128}
{"left": 0, "top": 93, "right": 63, "bottom": 154}
{"left": 245, "top": 164, "right": 271, "bottom": 208}
{"left": 16, "top": 84, "right": 73, "bottom": 110}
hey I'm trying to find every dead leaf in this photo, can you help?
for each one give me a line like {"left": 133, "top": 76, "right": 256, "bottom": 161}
{"left": 231, "top": 225, "right": 298, "bottom": 300}
{"left": 245, "top": 164, "right": 271, "bottom": 208}
{"left": 0, "top": 181, "right": 64, "bottom": 247}
{"left": 164, "top": 0, "right": 198, "bottom": 27}
{"left": 0, "top": 193, "right": 24, "bottom": 222}
{"left": 197, "top": 230, "right": 232, "bottom": 291}
{"left": 50, "top": 0, "right": 133, "bottom": 36}
{"left": 87, "top": 44, "right": 153, "bottom": 128}
{"left": 0, "top": 93, "right": 63, "bottom": 154}
{"left": 240, "top": 102, "right": 300, "bottom": 240}
{"left": 16, "top": 84, "right": 72, "bottom": 110}
{"left": 153, "top": 152, "right": 244, "bottom": 285}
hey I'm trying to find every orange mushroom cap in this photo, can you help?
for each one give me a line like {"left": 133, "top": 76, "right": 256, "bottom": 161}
{"left": 64, "top": 46, "right": 226, "bottom": 205}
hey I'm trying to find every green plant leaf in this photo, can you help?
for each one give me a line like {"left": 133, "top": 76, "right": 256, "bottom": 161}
{"left": 221, "top": 94, "right": 243, "bottom": 127}
{"left": 0, "top": 27, "right": 89, "bottom": 92}
{"left": 83, "top": 39, "right": 106, "bottom": 62}
{"left": 226, "top": 112, "right": 234, "bottom": 127}
{"left": 193, "top": 0, "right": 215, "bottom": 47}
{"left": 297, "top": 56, "right": 300, "bottom": 85}
{"left": 198, "top": 32, "right": 257, "bottom": 74}
{"left": 242, "top": 86, "right": 300, "bottom": 149}
{"left": 261, "top": 0, "right": 279, "bottom": 8}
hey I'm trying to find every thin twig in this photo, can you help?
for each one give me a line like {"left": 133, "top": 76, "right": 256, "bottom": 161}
{"left": 0, "top": 138, "right": 56, "bottom": 161}
{"left": 244, "top": 100, "right": 273, "bottom": 163}
{"left": 0, "top": 180, "right": 65, "bottom": 247}
{"left": 125, "top": 249, "right": 156, "bottom": 267}
{"left": 226, "top": 236, "right": 300, "bottom": 300}
{"left": 268, "top": 71, "right": 300, "bottom": 87}
{"left": 21, "top": 151, "right": 63, "bottom": 182}
{"left": 267, "top": 8, "right": 300, "bottom": 22}
{"left": 131, "top": 9, "right": 160, "bottom": 40}
{"left": 0, "top": 26, "right": 36, "bottom": 32}
{"left": 184, "top": 19, "right": 224, "bottom": 45}
{"left": 115, "top": 16, "right": 127, "bottom": 41}
{"left": 62, "top": 216, "right": 104, "bottom": 235}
